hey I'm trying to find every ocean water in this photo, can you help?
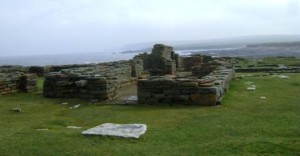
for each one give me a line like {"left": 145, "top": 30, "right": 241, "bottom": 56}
{"left": 0, "top": 48, "right": 234, "bottom": 66}
{"left": 0, "top": 52, "right": 137, "bottom": 66}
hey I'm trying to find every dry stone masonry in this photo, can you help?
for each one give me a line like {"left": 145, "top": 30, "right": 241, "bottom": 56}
{"left": 192, "top": 60, "right": 232, "bottom": 78}
{"left": 135, "top": 44, "right": 182, "bottom": 76}
{"left": 42, "top": 44, "right": 235, "bottom": 106}
{"left": 182, "top": 55, "right": 213, "bottom": 71}
{"left": 43, "top": 61, "right": 140, "bottom": 100}
{"left": 137, "top": 66, "right": 234, "bottom": 106}
{"left": 0, "top": 73, "right": 37, "bottom": 95}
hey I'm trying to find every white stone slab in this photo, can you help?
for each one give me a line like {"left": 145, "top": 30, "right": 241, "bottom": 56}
{"left": 67, "top": 126, "right": 82, "bottom": 129}
{"left": 247, "top": 87, "right": 256, "bottom": 91}
{"left": 82, "top": 123, "right": 147, "bottom": 139}
{"left": 278, "top": 75, "right": 289, "bottom": 79}
{"left": 260, "top": 96, "right": 266, "bottom": 99}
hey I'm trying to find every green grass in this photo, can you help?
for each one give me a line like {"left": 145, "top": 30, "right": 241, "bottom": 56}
{"left": 262, "top": 57, "right": 300, "bottom": 66}
{"left": 235, "top": 56, "right": 300, "bottom": 68}
{"left": 0, "top": 75, "right": 299, "bottom": 155}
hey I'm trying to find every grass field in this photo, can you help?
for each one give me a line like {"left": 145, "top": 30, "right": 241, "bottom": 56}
{"left": 235, "top": 56, "right": 300, "bottom": 68}
{"left": 262, "top": 57, "right": 300, "bottom": 66}
{"left": 0, "top": 74, "right": 299, "bottom": 155}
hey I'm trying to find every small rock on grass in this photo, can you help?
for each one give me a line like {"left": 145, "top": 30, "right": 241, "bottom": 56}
{"left": 11, "top": 108, "right": 22, "bottom": 112}
{"left": 247, "top": 87, "right": 256, "bottom": 91}
{"left": 260, "top": 96, "right": 266, "bottom": 99}
{"left": 36, "top": 128, "right": 49, "bottom": 131}
{"left": 278, "top": 75, "right": 289, "bottom": 79}
{"left": 67, "top": 126, "right": 82, "bottom": 129}
{"left": 69, "top": 104, "right": 80, "bottom": 109}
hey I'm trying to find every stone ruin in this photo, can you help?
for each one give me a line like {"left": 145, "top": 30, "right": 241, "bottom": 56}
{"left": 41, "top": 44, "right": 235, "bottom": 106}
{"left": 43, "top": 60, "right": 144, "bottom": 100}
{"left": 135, "top": 44, "right": 181, "bottom": 75}
{"left": 0, "top": 44, "right": 235, "bottom": 106}
{"left": 181, "top": 54, "right": 213, "bottom": 71}
{"left": 191, "top": 60, "right": 233, "bottom": 78}
{"left": 137, "top": 66, "right": 234, "bottom": 106}
{"left": 135, "top": 44, "right": 235, "bottom": 106}
{"left": 0, "top": 72, "right": 37, "bottom": 95}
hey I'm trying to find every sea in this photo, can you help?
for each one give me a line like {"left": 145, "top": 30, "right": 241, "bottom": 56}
{"left": 0, "top": 52, "right": 137, "bottom": 66}
{"left": 0, "top": 47, "right": 238, "bottom": 66}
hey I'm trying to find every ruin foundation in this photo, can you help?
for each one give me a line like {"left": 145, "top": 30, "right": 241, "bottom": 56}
{"left": 137, "top": 66, "right": 234, "bottom": 106}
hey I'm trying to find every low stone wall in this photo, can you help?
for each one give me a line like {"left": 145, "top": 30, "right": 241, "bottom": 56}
{"left": 137, "top": 66, "right": 234, "bottom": 106}
{"left": 44, "top": 61, "right": 137, "bottom": 100}
{"left": 0, "top": 73, "right": 19, "bottom": 95}
{"left": 18, "top": 74, "right": 38, "bottom": 92}
{"left": 235, "top": 67, "right": 300, "bottom": 73}
{"left": 0, "top": 73, "right": 37, "bottom": 95}
{"left": 0, "top": 65, "right": 28, "bottom": 73}
{"left": 48, "top": 64, "right": 95, "bottom": 72}
{"left": 182, "top": 56, "right": 203, "bottom": 71}
{"left": 44, "top": 75, "right": 120, "bottom": 99}
{"left": 192, "top": 64, "right": 219, "bottom": 78}
{"left": 192, "top": 60, "right": 233, "bottom": 78}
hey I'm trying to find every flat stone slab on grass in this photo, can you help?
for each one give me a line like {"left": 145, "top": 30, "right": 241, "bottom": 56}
{"left": 82, "top": 123, "right": 147, "bottom": 139}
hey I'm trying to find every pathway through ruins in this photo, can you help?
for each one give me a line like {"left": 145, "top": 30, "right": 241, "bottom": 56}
{"left": 116, "top": 83, "right": 138, "bottom": 104}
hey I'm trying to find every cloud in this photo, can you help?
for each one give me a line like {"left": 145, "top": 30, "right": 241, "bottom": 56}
{"left": 0, "top": 0, "right": 299, "bottom": 56}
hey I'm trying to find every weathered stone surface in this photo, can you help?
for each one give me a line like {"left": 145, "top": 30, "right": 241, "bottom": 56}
{"left": 135, "top": 44, "right": 179, "bottom": 76}
{"left": 82, "top": 123, "right": 147, "bottom": 139}
{"left": 137, "top": 66, "right": 234, "bottom": 106}
{"left": 43, "top": 61, "right": 139, "bottom": 100}
{"left": 0, "top": 72, "right": 37, "bottom": 95}
{"left": 182, "top": 55, "right": 205, "bottom": 71}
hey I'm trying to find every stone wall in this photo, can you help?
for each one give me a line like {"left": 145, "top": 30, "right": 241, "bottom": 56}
{"left": 43, "top": 61, "right": 137, "bottom": 100}
{"left": 0, "top": 73, "right": 19, "bottom": 95}
{"left": 192, "top": 60, "right": 233, "bottom": 78}
{"left": 130, "top": 59, "right": 144, "bottom": 77}
{"left": 18, "top": 74, "right": 38, "bottom": 92}
{"left": 48, "top": 64, "right": 96, "bottom": 72}
{"left": 0, "top": 65, "right": 28, "bottom": 73}
{"left": 0, "top": 73, "right": 37, "bottom": 95}
{"left": 136, "top": 44, "right": 179, "bottom": 76}
{"left": 44, "top": 74, "right": 119, "bottom": 99}
{"left": 235, "top": 67, "right": 300, "bottom": 73}
{"left": 181, "top": 55, "right": 214, "bottom": 71}
{"left": 137, "top": 66, "right": 234, "bottom": 106}
{"left": 182, "top": 55, "right": 203, "bottom": 71}
{"left": 202, "top": 55, "right": 213, "bottom": 63}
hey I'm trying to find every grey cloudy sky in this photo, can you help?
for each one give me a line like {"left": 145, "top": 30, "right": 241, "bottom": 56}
{"left": 0, "top": 0, "right": 299, "bottom": 56}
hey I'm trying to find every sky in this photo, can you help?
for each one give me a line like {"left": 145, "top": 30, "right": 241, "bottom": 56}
{"left": 0, "top": 0, "right": 299, "bottom": 56}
